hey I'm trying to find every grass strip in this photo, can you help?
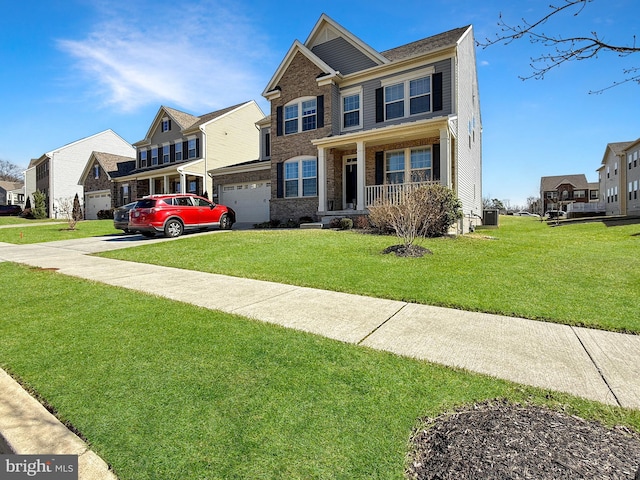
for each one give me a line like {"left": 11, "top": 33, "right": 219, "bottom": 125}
{"left": 2, "top": 263, "right": 638, "bottom": 479}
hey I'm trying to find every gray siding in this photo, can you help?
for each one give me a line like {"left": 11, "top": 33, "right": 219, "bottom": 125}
{"left": 311, "top": 37, "right": 378, "bottom": 74}
{"left": 359, "top": 58, "right": 453, "bottom": 131}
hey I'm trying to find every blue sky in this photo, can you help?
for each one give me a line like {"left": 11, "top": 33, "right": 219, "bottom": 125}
{"left": 1, "top": 0, "right": 638, "bottom": 208}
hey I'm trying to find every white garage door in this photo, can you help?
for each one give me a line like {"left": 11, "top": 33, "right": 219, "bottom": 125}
{"left": 220, "top": 182, "right": 270, "bottom": 224}
{"left": 85, "top": 191, "right": 111, "bottom": 220}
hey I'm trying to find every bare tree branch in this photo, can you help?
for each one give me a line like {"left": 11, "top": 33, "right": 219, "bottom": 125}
{"left": 478, "top": 0, "right": 640, "bottom": 91}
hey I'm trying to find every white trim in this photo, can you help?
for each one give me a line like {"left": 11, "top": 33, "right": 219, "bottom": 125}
{"left": 340, "top": 87, "right": 363, "bottom": 133}
{"left": 379, "top": 66, "right": 435, "bottom": 87}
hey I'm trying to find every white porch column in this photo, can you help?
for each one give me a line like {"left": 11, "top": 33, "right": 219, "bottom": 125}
{"left": 356, "top": 141, "right": 365, "bottom": 210}
{"left": 163, "top": 175, "right": 169, "bottom": 194}
{"left": 317, "top": 147, "right": 327, "bottom": 213}
{"left": 148, "top": 178, "right": 154, "bottom": 194}
{"left": 439, "top": 128, "right": 450, "bottom": 187}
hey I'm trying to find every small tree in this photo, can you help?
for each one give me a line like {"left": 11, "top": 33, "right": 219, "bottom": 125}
{"left": 72, "top": 193, "right": 83, "bottom": 224}
{"left": 368, "top": 184, "right": 462, "bottom": 253}
{"left": 57, "top": 194, "right": 83, "bottom": 230}
{"left": 32, "top": 190, "right": 47, "bottom": 219}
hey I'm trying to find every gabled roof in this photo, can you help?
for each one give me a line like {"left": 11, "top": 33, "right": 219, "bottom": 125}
{"left": 540, "top": 174, "right": 590, "bottom": 192}
{"left": 0, "top": 180, "right": 23, "bottom": 192}
{"left": 135, "top": 102, "right": 257, "bottom": 143}
{"left": 78, "top": 151, "right": 136, "bottom": 185}
{"left": 263, "top": 40, "right": 338, "bottom": 96}
{"left": 263, "top": 13, "right": 471, "bottom": 96}
{"left": 600, "top": 141, "right": 634, "bottom": 166}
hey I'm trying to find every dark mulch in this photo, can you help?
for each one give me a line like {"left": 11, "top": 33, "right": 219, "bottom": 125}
{"left": 383, "top": 244, "right": 433, "bottom": 257}
{"left": 407, "top": 400, "right": 640, "bottom": 480}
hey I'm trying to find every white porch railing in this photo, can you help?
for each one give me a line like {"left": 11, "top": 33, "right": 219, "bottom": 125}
{"left": 365, "top": 181, "right": 438, "bottom": 207}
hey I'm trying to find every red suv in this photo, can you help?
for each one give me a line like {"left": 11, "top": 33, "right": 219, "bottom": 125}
{"left": 129, "top": 194, "right": 235, "bottom": 238}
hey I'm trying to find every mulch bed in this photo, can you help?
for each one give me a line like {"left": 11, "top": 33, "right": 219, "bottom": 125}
{"left": 383, "top": 244, "right": 433, "bottom": 257}
{"left": 406, "top": 400, "right": 640, "bottom": 479}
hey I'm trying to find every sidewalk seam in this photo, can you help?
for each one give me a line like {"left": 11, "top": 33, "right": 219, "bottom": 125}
{"left": 357, "top": 303, "right": 408, "bottom": 345}
{"left": 570, "top": 326, "right": 621, "bottom": 407}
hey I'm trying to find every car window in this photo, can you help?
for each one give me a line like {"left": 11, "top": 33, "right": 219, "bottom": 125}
{"left": 176, "top": 197, "right": 193, "bottom": 206}
{"left": 193, "top": 198, "right": 212, "bottom": 207}
{"left": 136, "top": 199, "right": 156, "bottom": 208}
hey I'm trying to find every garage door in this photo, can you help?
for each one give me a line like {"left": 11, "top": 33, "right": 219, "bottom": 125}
{"left": 220, "top": 182, "right": 270, "bottom": 224}
{"left": 85, "top": 191, "right": 111, "bottom": 220}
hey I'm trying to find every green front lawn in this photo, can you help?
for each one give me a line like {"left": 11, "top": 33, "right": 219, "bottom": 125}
{"left": 1, "top": 263, "right": 638, "bottom": 479}
{"left": 0, "top": 219, "right": 120, "bottom": 243}
{"left": 101, "top": 216, "right": 640, "bottom": 333}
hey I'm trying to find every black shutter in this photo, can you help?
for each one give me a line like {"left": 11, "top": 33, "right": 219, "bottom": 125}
{"left": 316, "top": 95, "right": 324, "bottom": 128}
{"left": 147, "top": 149, "right": 152, "bottom": 165}
{"left": 196, "top": 138, "right": 200, "bottom": 158}
{"left": 432, "top": 144, "right": 440, "bottom": 182}
{"left": 170, "top": 144, "right": 175, "bottom": 162}
{"left": 375, "top": 151, "right": 384, "bottom": 185}
{"left": 168, "top": 119, "right": 172, "bottom": 131}
{"left": 276, "top": 106, "right": 283, "bottom": 136}
{"left": 276, "top": 162, "right": 284, "bottom": 198}
{"left": 137, "top": 151, "right": 141, "bottom": 166}
{"left": 183, "top": 141, "right": 188, "bottom": 159}
{"left": 375, "top": 88, "right": 384, "bottom": 123}
{"left": 433, "top": 72, "right": 443, "bottom": 112}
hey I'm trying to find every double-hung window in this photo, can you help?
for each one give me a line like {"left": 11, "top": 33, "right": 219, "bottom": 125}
{"left": 162, "top": 145, "right": 170, "bottom": 164}
{"left": 188, "top": 139, "right": 196, "bottom": 159}
{"left": 140, "top": 150, "right": 147, "bottom": 168}
{"left": 284, "top": 104, "right": 298, "bottom": 135}
{"left": 284, "top": 157, "right": 317, "bottom": 197}
{"left": 385, "top": 83, "right": 404, "bottom": 120}
{"left": 151, "top": 148, "right": 158, "bottom": 165}
{"left": 342, "top": 91, "right": 361, "bottom": 129}
{"left": 383, "top": 73, "right": 432, "bottom": 120}
{"left": 301, "top": 99, "right": 317, "bottom": 131}
{"left": 409, "top": 77, "right": 431, "bottom": 114}
{"left": 175, "top": 142, "right": 182, "bottom": 161}
{"left": 283, "top": 98, "right": 317, "bottom": 134}
{"left": 385, "top": 147, "right": 433, "bottom": 184}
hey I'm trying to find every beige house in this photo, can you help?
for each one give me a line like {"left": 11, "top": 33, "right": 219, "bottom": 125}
{"left": 117, "top": 102, "right": 264, "bottom": 204}
{"left": 597, "top": 141, "right": 633, "bottom": 216}
{"left": 0, "top": 180, "right": 24, "bottom": 207}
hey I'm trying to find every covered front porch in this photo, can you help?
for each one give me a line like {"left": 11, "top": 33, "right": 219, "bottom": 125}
{"left": 125, "top": 159, "right": 213, "bottom": 200}
{"left": 312, "top": 116, "right": 456, "bottom": 216}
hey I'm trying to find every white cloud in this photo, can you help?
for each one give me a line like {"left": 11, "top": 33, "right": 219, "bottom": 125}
{"left": 57, "top": 1, "right": 273, "bottom": 113}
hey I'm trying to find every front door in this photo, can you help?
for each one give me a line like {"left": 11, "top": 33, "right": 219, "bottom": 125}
{"left": 344, "top": 156, "right": 357, "bottom": 209}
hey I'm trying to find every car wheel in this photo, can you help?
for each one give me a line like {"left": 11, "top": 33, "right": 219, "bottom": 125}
{"left": 219, "top": 214, "right": 232, "bottom": 230}
{"left": 164, "top": 219, "right": 184, "bottom": 237}
{"left": 142, "top": 231, "right": 155, "bottom": 238}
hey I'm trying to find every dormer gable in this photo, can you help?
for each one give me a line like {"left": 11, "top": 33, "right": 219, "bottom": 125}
{"left": 304, "top": 14, "right": 388, "bottom": 75}
{"left": 135, "top": 106, "right": 199, "bottom": 146}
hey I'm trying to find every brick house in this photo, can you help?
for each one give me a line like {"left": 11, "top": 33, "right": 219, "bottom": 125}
{"left": 214, "top": 14, "right": 482, "bottom": 232}
{"left": 539, "top": 174, "right": 600, "bottom": 216}
{"left": 78, "top": 152, "right": 136, "bottom": 219}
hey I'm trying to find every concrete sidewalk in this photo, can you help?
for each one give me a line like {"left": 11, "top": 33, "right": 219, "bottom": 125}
{"left": 1, "top": 232, "right": 639, "bottom": 477}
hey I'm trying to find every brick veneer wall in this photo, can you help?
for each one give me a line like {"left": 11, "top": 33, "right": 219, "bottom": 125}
{"left": 270, "top": 52, "right": 333, "bottom": 222}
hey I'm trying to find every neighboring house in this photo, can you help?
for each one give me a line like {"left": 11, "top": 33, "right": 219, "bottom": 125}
{"left": 24, "top": 130, "right": 134, "bottom": 218}
{"left": 539, "top": 174, "right": 601, "bottom": 216}
{"left": 117, "top": 102, "right": 264, "bottom": 203}
{"left": 622, "top": 138, "right": 640, "bottom": 216}
{"left": 254, "top": 14, "right": 482, "bottom": 232}
{"left": 0, "top": 180, "right": 24, "bottom": 207}
{"left": 210, "top": 115, "right": 272, "bottom": 224}
{"left": 78, "top": 152, "right": 136, "bottom": 219}
{"left": 597, "top": 141, "right": 632, "bottom": 216}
